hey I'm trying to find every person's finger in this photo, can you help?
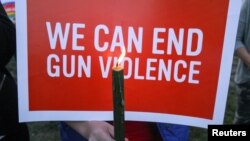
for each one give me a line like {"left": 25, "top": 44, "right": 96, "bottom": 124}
{"left": 107, "top": 123, "right": 115, "bottom": 138}
{"left": 106, "top": 123, "right": 128, "bottom": 141}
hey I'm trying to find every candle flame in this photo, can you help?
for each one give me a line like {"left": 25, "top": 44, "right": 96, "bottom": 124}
{"left": 117, "top": 46, "right": 126, "bottom": 66}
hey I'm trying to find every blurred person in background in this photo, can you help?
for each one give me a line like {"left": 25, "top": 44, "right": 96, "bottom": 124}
{"left": 234, "top": 0, "right": 250, "bottom": 124}
{"left": 0, "top": 1, "right": 30, "bottom": 140}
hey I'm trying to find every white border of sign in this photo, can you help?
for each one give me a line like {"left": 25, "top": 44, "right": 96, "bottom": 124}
{"left": 16, "top": 0, "right": 241, "bottom": 128}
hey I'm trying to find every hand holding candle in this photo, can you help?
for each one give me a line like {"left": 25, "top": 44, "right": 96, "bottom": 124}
{"left": 112, "top": 46, "right": 126, "bottom": 141}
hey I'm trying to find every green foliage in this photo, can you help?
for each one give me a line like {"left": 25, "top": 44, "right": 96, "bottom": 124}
{"left": 28, "top": 122, "right": 60, "bottom": 141}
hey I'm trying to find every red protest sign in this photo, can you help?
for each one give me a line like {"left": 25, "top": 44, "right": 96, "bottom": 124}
{"left": 17, "top": 0, "right": 241, "bottom": 128}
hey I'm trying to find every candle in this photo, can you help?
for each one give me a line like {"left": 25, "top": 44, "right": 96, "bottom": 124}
{"left": 112, "top": 46, "right": 126, "bottom": 141}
